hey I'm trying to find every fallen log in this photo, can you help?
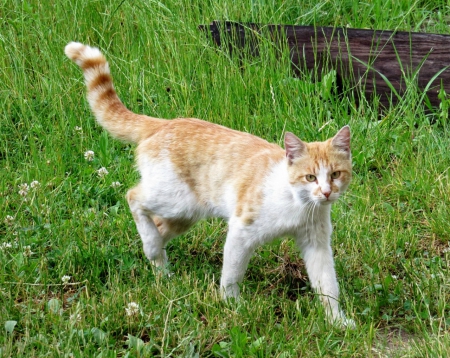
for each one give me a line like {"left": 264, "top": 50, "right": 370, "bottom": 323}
{"left": 199, "top": 21, "right": 450, "bottom": 110}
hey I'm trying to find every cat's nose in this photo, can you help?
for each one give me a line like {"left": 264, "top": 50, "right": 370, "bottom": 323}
{"left": 322, "top": 190, "right": 331, "bottom": 199}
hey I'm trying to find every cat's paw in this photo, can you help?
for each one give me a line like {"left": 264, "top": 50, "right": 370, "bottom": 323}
{"left": 220, "top": 283, "right": 240, "bottom": 300}
{"left": 326, "top": 309, "right": 356, "bottom": 329}
{"left": 143, "top": 244, "right": 168, "bottom": 267}
{"left": 341, "top": 317, "right": 356, "bottom": 329}
{"left": 331, "top": 315, "right": 356, "bottom": 329}
{"left": 152, "top": 264, "right": 173, "bottom": 278}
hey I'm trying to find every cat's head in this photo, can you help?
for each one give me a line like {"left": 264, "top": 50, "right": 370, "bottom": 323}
{"left": 284, "top": 126, "right": 352, "bottom": 205}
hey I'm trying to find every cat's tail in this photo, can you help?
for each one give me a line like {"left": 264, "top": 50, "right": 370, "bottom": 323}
{"left": 64, "top": 42, "right": 164, "bottom": 143}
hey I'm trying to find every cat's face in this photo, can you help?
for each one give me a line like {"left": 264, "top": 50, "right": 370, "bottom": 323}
{"left": 285, "top": 126, "right": 352, "bottom": 205}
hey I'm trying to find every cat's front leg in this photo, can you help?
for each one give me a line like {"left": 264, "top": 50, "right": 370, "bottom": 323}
{"left": 220, "top": 223, "right": 258, "bottom": 299}
{"left": 296, "top": 234, "right": 354, "bottom": 327}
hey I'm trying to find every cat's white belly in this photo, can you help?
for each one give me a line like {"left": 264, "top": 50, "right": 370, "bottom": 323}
{"left": 138, "top": 156, "right": 233, "bottom": 220}
{"left": 138, "top": 157, "right": 199, "bottom": 218}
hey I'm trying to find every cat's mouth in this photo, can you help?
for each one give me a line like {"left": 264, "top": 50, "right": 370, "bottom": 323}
{"left": 296, "top": 190, "right": 337, "bottom": 205}
{"left": 317, "top": 195, "right": 338, "bottom": 204}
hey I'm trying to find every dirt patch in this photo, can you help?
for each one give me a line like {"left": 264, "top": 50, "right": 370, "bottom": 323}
{"left": 373, "top": 327, "right": 418, "bottom": 357}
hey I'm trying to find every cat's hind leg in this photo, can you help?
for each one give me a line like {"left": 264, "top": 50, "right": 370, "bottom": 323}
{"left": 153, "top": 217, "right": 194, "bottom": 242}
{"left": 126, "top": 186, "right": 167, "bottom": 268}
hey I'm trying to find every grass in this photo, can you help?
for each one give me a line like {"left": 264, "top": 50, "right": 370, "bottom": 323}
{"left": 1, "top": 0, "right": 450, "bottom": 356}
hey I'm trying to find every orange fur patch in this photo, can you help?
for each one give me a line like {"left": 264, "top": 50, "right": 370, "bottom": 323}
{"left": 137, "top": 118, "right": 285, "bottom": 225}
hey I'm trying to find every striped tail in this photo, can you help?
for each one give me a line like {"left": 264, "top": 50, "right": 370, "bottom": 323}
{"left": 64, "top": 42, "right": 164, "bottom": 143}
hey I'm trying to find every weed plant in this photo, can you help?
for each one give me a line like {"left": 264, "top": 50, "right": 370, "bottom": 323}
{"left": 1, "top": 0, "right": 450, "bottom": 356}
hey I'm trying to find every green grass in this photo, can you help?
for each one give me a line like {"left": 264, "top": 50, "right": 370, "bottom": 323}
{"left": 1, "top": 0, "right": 450, "bottom": 356}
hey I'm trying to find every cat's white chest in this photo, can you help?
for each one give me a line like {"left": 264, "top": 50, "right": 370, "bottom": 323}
{"left": 254, "top": 162, "right": 331, "bottom": 240}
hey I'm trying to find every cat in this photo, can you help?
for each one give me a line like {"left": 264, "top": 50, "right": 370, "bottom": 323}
{"left": 65, "top": 42, "right": 354, "bottom": 327}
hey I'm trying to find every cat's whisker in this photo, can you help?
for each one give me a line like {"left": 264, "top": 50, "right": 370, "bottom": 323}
{"left": 304, "top": 200, "right": 317, "bottom": 238}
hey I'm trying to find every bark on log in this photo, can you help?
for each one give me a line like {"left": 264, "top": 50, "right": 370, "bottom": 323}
{"left": 199, "top": 21, "right": 450, "bottom": 110}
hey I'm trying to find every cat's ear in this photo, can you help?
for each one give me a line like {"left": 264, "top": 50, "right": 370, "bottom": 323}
{"left": 285, "top": 132, "right": 307, "bottom": 164}
{"left": 331, "top": 125, "right": 351, "bottom": 156}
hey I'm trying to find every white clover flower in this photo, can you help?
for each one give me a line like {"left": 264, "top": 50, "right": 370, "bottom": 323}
{"left": 125, "top": 302, "right": 140, "bottom": 317}
{"left": 70, "top": 313, "right": 82, "bottom": 323}
{"left": 41, "top": 204, "right": 51, "bottom": 216}
{"left": 84, "top": 150, "right": 95, "bottom": 161}
{"left": 111, "top": 181, "right": 121, "bottom": 188}
{"left": 61, "top": 275, "right": 71, "bottom": 284}
{"left": 0, "top": 242, "right": 12, "bottom": 250}
{"left": 4, "top": 215, "right": 14, "bottom": 225}
{"left": 18, "top": 183, "right": 29, "bottom": 197}
{"left": 30, "top": 180, "right": 40, "bottom": 189}
{"left": 23, "top": 245, "right": 33, "bottom": 257}
{"left": 97, "top": 167, "right": 109, "bottom": 178}
{"left": 74, "top": 126, "right": 82, "bottom": 133}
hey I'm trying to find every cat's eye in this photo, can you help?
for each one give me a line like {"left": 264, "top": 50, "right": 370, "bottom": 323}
{"left": 331, "top": 171, "right": 341, "bottom": 179}
{"left": 305, "top": 174, "right": 316, "bottom": 182}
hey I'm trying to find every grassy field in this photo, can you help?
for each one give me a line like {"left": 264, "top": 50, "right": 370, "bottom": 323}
{"left": 1, "top": 0, "right": 450, "bottom": 356}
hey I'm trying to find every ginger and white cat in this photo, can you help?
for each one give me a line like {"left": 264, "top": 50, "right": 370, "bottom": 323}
{"left": 65, "top": 42, "right": 354, "bottom": 326}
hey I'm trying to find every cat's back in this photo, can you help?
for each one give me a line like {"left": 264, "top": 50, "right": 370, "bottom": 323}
{"left": 137, "top": 117, "right": 284, "bottom": 163}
